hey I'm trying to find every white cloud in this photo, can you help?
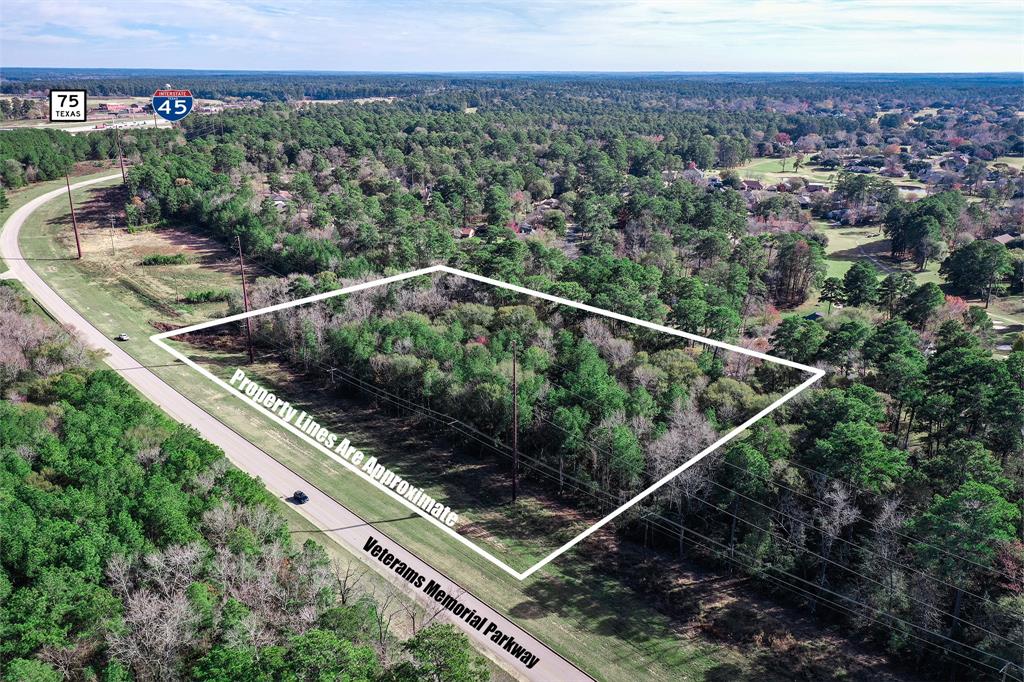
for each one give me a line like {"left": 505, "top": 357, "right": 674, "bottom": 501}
{"left": 0, "top": 0, "right": 1020, "bottom": 71}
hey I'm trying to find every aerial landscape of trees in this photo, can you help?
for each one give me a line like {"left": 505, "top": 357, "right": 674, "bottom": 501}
{"left": 1, "top": 71, "right": 1022, "bottom": 680}
{"left": 0, "top": 282, "right": 489, "bottom": 680}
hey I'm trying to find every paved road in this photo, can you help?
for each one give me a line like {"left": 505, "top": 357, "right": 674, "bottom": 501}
{"left": 2, "top": 176, "right": 591, "bottom": 682}
{"left": 10, "top": 118, "right": 171, "bottom": 134}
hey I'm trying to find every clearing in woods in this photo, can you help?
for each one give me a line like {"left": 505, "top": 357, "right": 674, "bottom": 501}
{"left": 153, "top": 266, "right": 823, "bottom": 579}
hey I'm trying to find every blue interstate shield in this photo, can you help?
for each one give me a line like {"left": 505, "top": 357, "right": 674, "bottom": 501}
{"left": 152, "top": 89, "right": 194, "bottom": 122}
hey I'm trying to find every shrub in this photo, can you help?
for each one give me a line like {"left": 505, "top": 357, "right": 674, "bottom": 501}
{"left": 181, "top": 289, "right": 232, "bottom": 304}
{"left": 140, "top": 253, "right": 190, "bottom": 266}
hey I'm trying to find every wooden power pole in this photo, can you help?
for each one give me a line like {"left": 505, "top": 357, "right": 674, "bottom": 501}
{"left": 115, "top": 128, "right": 127, "bottom": 183}
{"left": 511, "top": 340, "right": 519, "bottom": 503}
{"left": 107, "top": 214, "right": 116, "bottom": 255}
{"left": 65, "top": 172, "right": 82, "bottom": 259}
{"left": 237, "top": 236, "right": 255, "bottom": 363}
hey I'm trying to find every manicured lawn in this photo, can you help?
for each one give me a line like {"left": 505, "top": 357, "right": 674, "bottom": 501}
{"left": 19, "top": 184, "right": 747, "bottom": 682}
{"left": 818, "top": 220, "right": 946, "bottom": 285}
{"left": 991, "top": 156, "right": 1024, "bottom": 170}
{"left": 812, "top": 220, "right": 1023, "bottom": 354}
{"left": 721, "top": 157, "right": 929, "bottom": 193}
{"left": 730, "top": 158, "right": 836, "bottom": 185}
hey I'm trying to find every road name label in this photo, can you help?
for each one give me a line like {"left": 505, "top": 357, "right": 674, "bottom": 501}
{"left": 228, "top": 369, "right": 459, "bottom": 527}
{"left": 362, "top": 536, "right": 541, "bottom": 670}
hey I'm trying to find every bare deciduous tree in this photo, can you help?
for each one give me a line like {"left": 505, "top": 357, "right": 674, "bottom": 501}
{"left": 647, "top": 398, "right": 718, "bottom": 556}
{"left": 141, "top": 543, "right": 206, "bottom": 598}
{"left": 334, "top": 559, "right": 369, "bottom": 606}
{"left": 106, "top": 590, "right": 199, "bottom": 682}
{"left": 855, "top": 498, "right": 910, "bottom": 625}
{"left": 370, "top": 586, "right": 400, "bottom": 661}
{"left": 812, "top": 481, "right": 859, "bottom": 612}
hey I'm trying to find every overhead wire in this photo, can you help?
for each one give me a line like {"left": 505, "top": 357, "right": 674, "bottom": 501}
{"left": 227, "top": 325, "right": 1015, "bottom": 648}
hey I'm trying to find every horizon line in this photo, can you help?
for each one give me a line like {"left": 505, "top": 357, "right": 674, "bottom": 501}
{"left": 2, "top": 67, "right": 1022, "bottom": 77}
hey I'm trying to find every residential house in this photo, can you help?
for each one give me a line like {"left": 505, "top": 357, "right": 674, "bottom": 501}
{"left": 269, "top": 191, "right": 293, "bottom": 211}
{"left": 991, "top": 232, "right": 1020, "bottom": 246}
{"left": 939, "top": 153, "right": 970, "bottom": 173}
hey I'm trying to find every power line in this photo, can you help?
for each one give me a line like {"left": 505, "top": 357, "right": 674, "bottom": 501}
{"left": 665, "top": 517, "right": 1017, "bottom": 676}
{"left": 229, "top": 332, "right": 1016, "bottom": 649}
{"left": 706, "top": 453, "right": 1010, "bottom": 607}
{"left": 327, "top": 361, "right": 1016, "bottom": 673}
{"left": 190, "top": 321, "right": 1020, "bottom": 672}
{"left": 241, "top": 289, "right": 1014, "bottom": 592}
{"left": 525, "top": 399, "right": 1013, "bottom": 645}
{"left": 677, "top": 479, "right": 1019, "bottom": 648}
{"left": 529, "top": 379, "right": 1008, "bottom": 612}
{"left": 660, "top": 525, "right": 1014, "bottom": 678}
{"left": 536, "top": 340, "right": 1016, "bottom": 584}
{"left": 248, "top": 334, "right": 638, "bottom": 508}
{"left": 198, "top": 274, "right": 1016, "bottom": 599}
{"left": 753, "top": 441, "right": 1018, "bottom": 582}
{"left": 361, "top": 357, "right": 1016, "bottom": 646}
{"left": 181, "top": 281, "right": 1018, "bottom": 655}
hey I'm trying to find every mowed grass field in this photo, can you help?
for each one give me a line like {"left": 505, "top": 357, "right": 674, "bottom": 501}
{"left": 0, "top": 164, "right": 120, "bottom": 274}
{"left": 991, "top": 156, "right": 1024, "bottom": 170}
{"left": 15, "top": 182, "right": 524, "bottom": 679}
{"left": 731, "top": 157, "right": 836, "bottom": 185}
{"left": 724, "top": 157, "right": 930, "bottom": 192}
{"left": 798, "top": 220, "right": 1023, "bottom": 352}
{"left": 186, "top": 345, "right": 602, "bottom": 575}
{"left": 18, "top": 183, "right": 751, "bottom": 681}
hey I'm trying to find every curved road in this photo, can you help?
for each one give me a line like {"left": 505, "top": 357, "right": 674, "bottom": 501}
{"left": 2, "top": 175, "right": 591, "bottom": 682}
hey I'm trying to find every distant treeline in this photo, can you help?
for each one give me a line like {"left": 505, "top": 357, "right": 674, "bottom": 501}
{"left": 0, "top": 128, "right": 179, "bottom": 187}
{"left": 2, "top": 70, "right": 1022, "bottom": 107}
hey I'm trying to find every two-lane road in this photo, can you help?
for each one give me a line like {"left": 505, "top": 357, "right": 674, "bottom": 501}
{"left": 1, "top": 175, "right": 591, "bottom": 682}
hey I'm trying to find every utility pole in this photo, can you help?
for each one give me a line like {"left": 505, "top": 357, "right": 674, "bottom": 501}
{"left": 107, "top": 214, "right": 116, "bottom": 255}
{"left": 65, "top": 172, "right": 82, "bottom": 259}
{"left": 511, "top": 340, "right": 519, "bottom": 503}
{"left": 237, "top": 236, "right": 255, "bottom": 363}
{"left": 115, "top": 128, "right": 127, "bottom": 183}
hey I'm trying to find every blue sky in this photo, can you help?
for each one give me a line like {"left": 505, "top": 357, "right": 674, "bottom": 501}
{"left": 2, "top": 0, "right": 1021, "bottom": 72}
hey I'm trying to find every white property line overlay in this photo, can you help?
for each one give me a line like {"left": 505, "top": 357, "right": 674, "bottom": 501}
{"left": 152, "top": 264, "right": 825, "bottom": 581}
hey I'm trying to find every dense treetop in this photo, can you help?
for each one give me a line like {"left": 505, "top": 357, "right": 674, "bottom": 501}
{"left": 1, "top": 71, "right": 1022, "bottom": 679}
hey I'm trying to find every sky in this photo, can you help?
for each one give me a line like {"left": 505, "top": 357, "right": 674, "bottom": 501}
{"left": 1, "top": 0, "right": 1022, "bottom": 73}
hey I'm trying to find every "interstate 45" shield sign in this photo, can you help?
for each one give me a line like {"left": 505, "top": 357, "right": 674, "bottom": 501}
{"left": 152, "top": 89, "right": 194, "bottom": 122}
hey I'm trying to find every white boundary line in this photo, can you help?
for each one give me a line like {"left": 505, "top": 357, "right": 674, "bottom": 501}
{"left": 152, "top": 264, "right": 825, "bottom": 581}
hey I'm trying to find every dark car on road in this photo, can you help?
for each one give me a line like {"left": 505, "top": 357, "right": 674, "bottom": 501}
{"left": 292, "top": 491, "right": 309, "bottom": 504}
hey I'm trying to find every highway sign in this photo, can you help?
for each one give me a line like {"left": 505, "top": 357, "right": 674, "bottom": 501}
{"left": 49, "top": 90, "right": 87, "bottom": 122}
{"left": 152, "top": 89, "right": 193, "bottom": 122}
